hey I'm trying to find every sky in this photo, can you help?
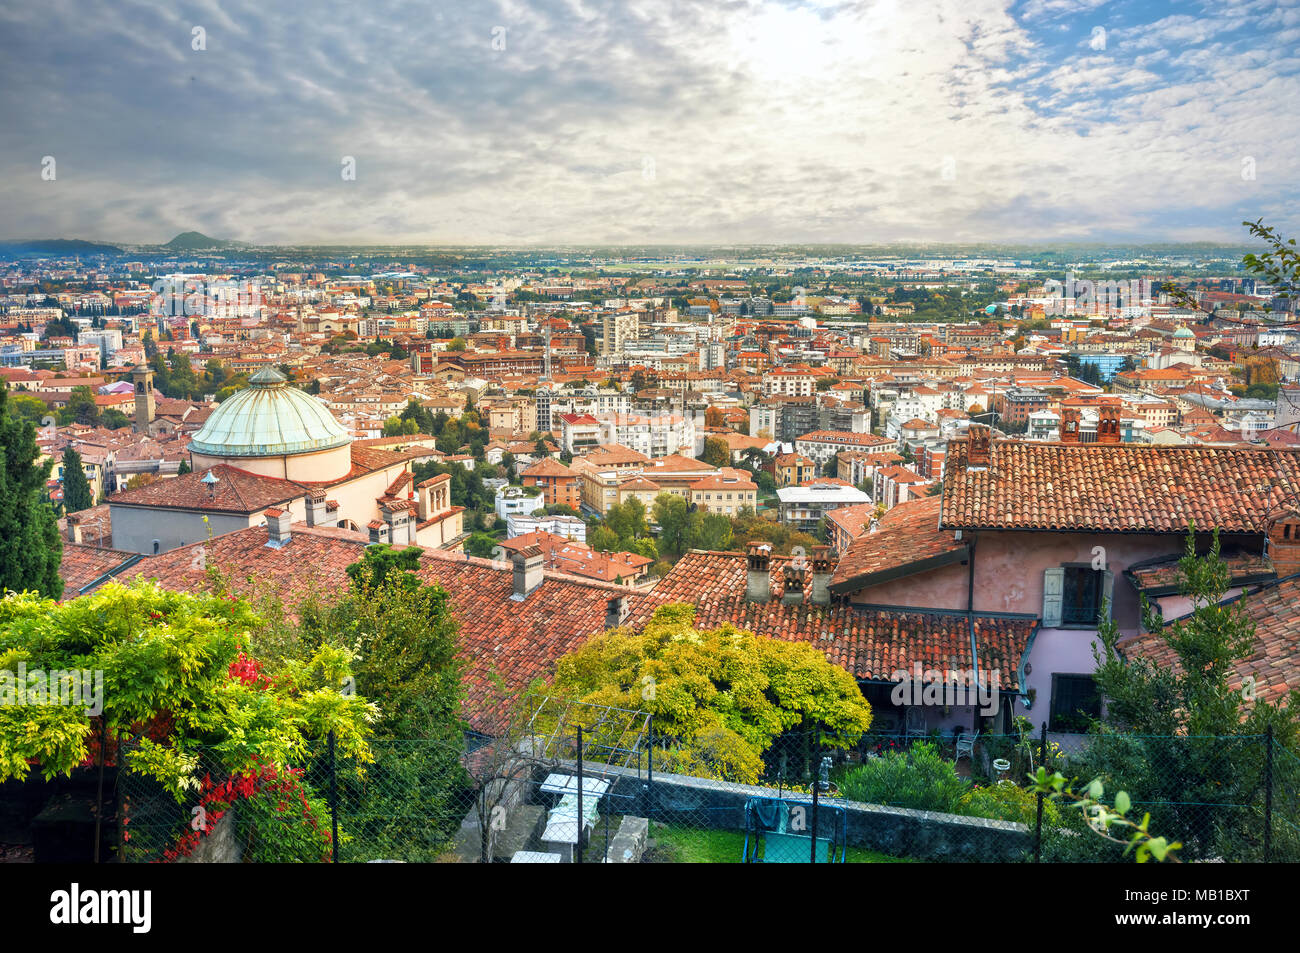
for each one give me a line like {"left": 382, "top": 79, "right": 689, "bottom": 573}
{"left": 1, "top": 0, "right": 1298, "bottom": 246}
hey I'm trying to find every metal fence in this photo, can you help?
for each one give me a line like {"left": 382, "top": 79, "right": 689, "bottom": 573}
{"left": 109, "top": 723, "right": 1300, "bottom": 863}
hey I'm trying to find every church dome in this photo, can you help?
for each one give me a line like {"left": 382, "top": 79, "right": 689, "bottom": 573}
{"left": 1173, "top": 325, "right": 1194, "bottom": 338}
{"left": 189, "top": 368, "right": 351, "bottom": 458}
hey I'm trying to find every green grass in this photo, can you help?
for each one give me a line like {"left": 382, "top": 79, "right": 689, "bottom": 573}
{"left": 644, "top": 823, "right": 915, "bottom": 863}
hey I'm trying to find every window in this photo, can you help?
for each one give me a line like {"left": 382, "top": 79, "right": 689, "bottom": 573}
{"left": 1050, "top": 674, "right": 1101, "bottom": 731}
{"left": 1042, "top": 565, "right": 1113, "bottom": 628}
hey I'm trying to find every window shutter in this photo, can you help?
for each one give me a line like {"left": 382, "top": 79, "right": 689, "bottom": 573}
{"left": 1042, "top": 568, "right": 1064, "bottom": 628}
{"left": 1100, "top": 570, "right": 1115, "bottom": 623}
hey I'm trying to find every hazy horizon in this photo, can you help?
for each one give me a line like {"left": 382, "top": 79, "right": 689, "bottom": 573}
{"left": 3, "top": 0, "right": 1298, "bottom": 246}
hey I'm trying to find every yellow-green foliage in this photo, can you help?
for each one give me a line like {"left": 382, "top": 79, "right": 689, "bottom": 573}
{"left": 552, "top": 603, "right": 872, "bottom": 782}
{"left": 0, "top": 581, "right": 377, "bottom": 796}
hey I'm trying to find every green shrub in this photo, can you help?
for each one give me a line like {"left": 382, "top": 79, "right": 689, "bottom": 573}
{"left": 957, "top": 783, "right": 1059, "bottom": 827}
{"left": 839, "top": 742, "right": 968, "bottom": 813}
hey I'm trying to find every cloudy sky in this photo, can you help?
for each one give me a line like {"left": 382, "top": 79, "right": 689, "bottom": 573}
{"left": 1, "top": 0, "right": 1298, "bottom": 245}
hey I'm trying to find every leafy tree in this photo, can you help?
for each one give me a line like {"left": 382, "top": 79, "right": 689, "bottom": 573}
{"left": 63, "top": 386, "right": 100, "bottom": 427}
{"left": 588, "top": 525, "right": 620, "bottom": 553}
{"left": 686, "top": 511, "right": 734, "bottom": 551}
{"left": 652, "top": 493, "right": 691, "bottom": 557}
{"left": 61, "top": 447, "right": 93, "bottom": 514}
{"left": 0, "top": 384, "right": 62, "bottom": 598}
{"left": 701, "top": 436, "right": 730, "bottom": 469}
{"left": 177, "top": 459, "right": 191, "bottom": 475}
{"left": 464, "top": 532, "right": 500, "bottom": 559}
{"left": 551, "top": 603, "right": 873, "bottom": 783}
{"left": 101, "top": 408, "right": 131, "bottom": 430}
{"left": 1076, "top": 528, "right": 1300, "bottom": 860}
{"left": 605, "top": 497, "right": 649, "bottom": 542}
{"left": 446, "top": 337, "right": 467, "bottom": 352}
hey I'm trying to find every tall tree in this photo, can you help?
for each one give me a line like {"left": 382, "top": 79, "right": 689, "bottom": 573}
{"left": 0, "top": 384, "right": 63, "bottom": 598}
{"left": 61, "top": 447, "right": 93, "bottom": 514}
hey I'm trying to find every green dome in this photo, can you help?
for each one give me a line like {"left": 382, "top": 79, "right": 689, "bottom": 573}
{"left": 189, "top": 368, "right": 351, "bottom": 458}
{"left": 1174, "top": 325, "right": 1194, "bottom": 338}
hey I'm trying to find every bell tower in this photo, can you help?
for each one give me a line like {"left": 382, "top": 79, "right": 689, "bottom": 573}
{"left": 132, "top": 364, "right": 155, "bottom": 433}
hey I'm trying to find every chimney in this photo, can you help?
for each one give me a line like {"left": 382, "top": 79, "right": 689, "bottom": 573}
{"left": 745, "top": 541, "right": 772, "bottom": 603}
{"left": 305, "top": 490, "right": 334, "bottom": 527}
{"left": 966, "top": 424, "right": 991, "bottom": 469}
{"left": 512, "top": 545, "right": 545, "bottom": 600}
{"left": 66, "top": 512, "right": 84, "bottom": 544}
{"left": 781, "top": 563, "right": 808, "bottom": 606}
{"left": 605, "top": 594, "right": 631, "bottom": 629}
{"left": 810, "top": 545, "right": 835, "bottom": 605}
{"left": 264, "top": 507, "right": 292, "bottom": 548}
{"left": 1097, "top": 402, "right": 1122, "bottom": 444}
{"left": 1060, "top": 407, "right": 1081, "bottom": 444}
{"left": 1268, "top": 510, "right": 1300, "bottom": 578}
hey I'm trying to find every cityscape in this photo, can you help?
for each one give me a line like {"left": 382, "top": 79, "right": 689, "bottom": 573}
{"left": 1, "top": 0, "right": 1298, "bottom": 929}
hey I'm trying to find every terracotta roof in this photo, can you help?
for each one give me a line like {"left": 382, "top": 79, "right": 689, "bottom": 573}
{"left": 831, "top": 496, "right": 968, "bottom": 592}
{"left": 108, "top": 464, "right": 304, "bottom": 514}
{"left": 1122, "top": 574, "right": 1300, "bottom": 704}
{"left": 630, "top": 550, "right": 1034, "bottom": 690}
{"left": 941, "top": 438, "right": 1300, "bottom": 534}
{"left": 521, "top": 457, "right": 573, "bottom": 478}
{"left": 58, "top": 542, "right": 140, "bottom": 599}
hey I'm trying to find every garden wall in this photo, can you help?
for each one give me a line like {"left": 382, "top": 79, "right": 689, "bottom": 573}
{"left": 589, "top": 764, "right": 1032, "bottom": 862}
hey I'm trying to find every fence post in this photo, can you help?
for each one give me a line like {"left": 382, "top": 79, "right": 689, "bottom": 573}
{"left": 1034, "top": 722, "right": 1047, "bottom": 863}
{"left": 328, "top": 729, "right": 339, "bottom": 864}
{"left": 810, "top": 739, "right": 820, "bottom": 864}
{"left": 1265, "top": 724, "right": 1274, "bottom": 863}
{"left": 576, "top": 725, "right": 584, "bottom": 865}
{"left": 645, "top": 716, "right": 654, "bottom": 823}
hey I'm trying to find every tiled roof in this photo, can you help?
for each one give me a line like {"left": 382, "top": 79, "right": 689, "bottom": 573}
{"left": 941, "top": 437, "right": 1300, "bottom": 534}
{"left": 108, "top": 464, "right": 304, "bottom": 514}
{"left": 630, "top": 550, "right": 1034, "bottom": 690}
{"left": 521, "top": 457, "right": 573, "bottom": 478}
{"left": 58, "top": 543, "right": 139, "bottom": 599}
{"left": 831, "top": 496, "right": 967, "bottom": 592}
{"left": 1122, "top": 574, "right": 1300, "bottom": 703}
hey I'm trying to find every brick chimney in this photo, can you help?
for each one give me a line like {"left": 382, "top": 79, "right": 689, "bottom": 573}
{"left": 966, "top": 424, "right": 991, "bottom": 469}
{"left": 781, "top": 563, "right": 808, "bottom": 606}
{"left": 1060, "top": 407, "right": 1081, "bottom": 444}
{"left": 746, "top": 541, "right": 772, "bottom": 603}
{"left": 264, "top": 507, "right": 292, "bottom": 548}
{"left": 1268, "top": 510, "right": 1300, "bottom": 578}
{"left": 1097, "top": 402, "right": 1122, "bottom": 444}
{"left": 810, "top": 545, "right": 835, "bottom": 605}
{"left": 511, "top": 545, "right": 545, "bottom": 600}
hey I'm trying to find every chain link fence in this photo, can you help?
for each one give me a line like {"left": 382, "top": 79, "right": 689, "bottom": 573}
{"left": 107, "top": 720, "right": 1300, "bottom": 863}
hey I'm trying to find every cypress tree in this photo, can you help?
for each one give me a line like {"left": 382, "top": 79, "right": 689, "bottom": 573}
{"left": 0, "top": 384, "right": 63, "bottom": 598}
{"left": 61, "top": 446, "right": 94, "bottom": 514}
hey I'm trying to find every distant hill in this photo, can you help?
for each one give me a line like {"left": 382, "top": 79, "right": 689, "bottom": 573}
{"left": 0, "top": 238, "right": 123, "bottom": 255}
{"left": 164, "top": 231, "right": 235, "bottom": 250}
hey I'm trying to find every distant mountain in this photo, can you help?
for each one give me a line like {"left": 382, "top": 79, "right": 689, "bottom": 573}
{"left": 164, "top": 231, "right": 236, "bottom": 250}
{"left": 0, "top": 238, "right": 123, "bottom": 255}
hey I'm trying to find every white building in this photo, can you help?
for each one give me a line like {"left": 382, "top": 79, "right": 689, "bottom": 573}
{"left": 494, "top": 484, "right": 546, "bottom": 521}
